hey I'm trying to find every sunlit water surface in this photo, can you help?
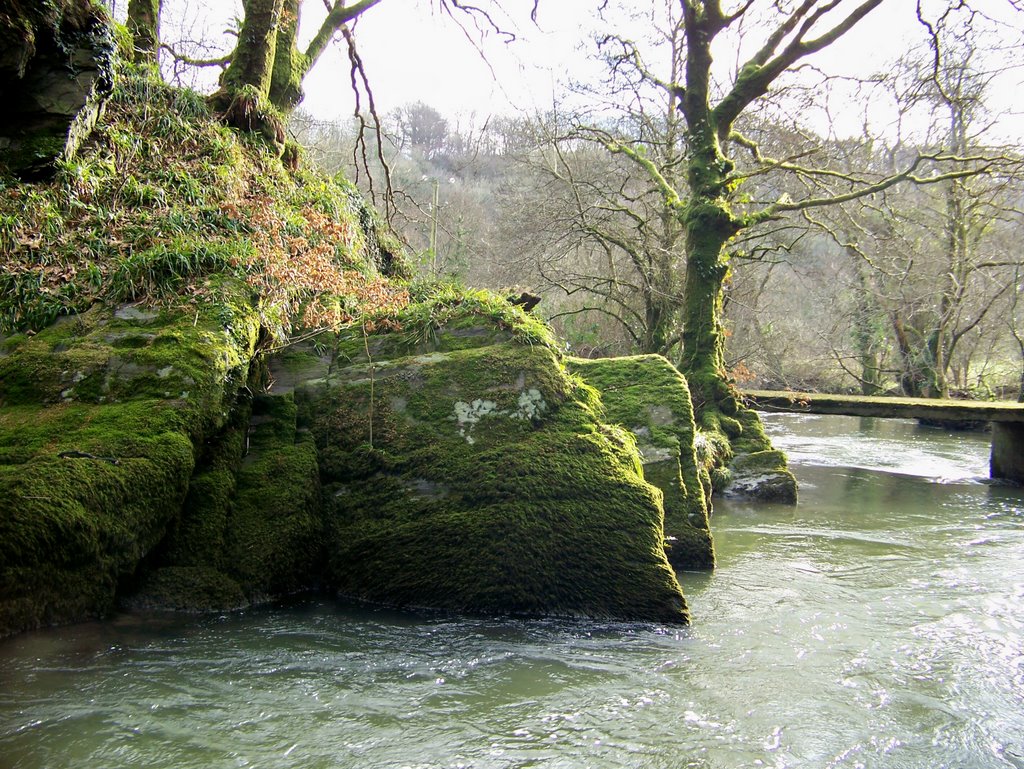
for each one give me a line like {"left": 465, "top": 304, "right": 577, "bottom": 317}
{"left": 2, "top": 414, "right": 1023, "bottom": 768}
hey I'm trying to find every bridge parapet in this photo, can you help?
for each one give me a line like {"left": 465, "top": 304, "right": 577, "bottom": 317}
{"left": 742, "top": 390, "right": 1024, "bottom": 484}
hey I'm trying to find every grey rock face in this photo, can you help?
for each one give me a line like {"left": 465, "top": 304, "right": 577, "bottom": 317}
{"left": 0, "top": 1, "right": 115, "bottom": 178}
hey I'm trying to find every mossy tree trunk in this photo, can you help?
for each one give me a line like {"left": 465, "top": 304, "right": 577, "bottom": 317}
{"left": 220, "top": 0, "right": 283, "bottom": 100}
{"left": 268, "top": 0, "right": 386, "bottom": 111}
{"left": 678, "top": 204, "right": 738, "bottom": 412}
{"left": 268, "top": 0, "right": 305, "bottom": 110}
{"left": 673, "top": 2, "right": 751, "bottom": 419}
{"left": 126, "top": 0, "right": 161, "bottom": 64}
{"left": 216, "top": 0, "right": 384, "bottom": 116}
{"left": 851, "top": 253, "right": 885, "bottom": 395}
{"left": 602, "top": 1, "right": 886, "bottom": 473}
{"left": 594, "top": 2, "right": 996, "bottom": 430}
{"left": 674, "top": 0, "right": 890, "bottom": 418}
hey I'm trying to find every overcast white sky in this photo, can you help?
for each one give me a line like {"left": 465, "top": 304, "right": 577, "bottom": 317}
{"left": 111, "top": 0, "right": 1024, "bottom": 140}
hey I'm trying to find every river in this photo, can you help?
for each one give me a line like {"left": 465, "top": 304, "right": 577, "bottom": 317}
{"left": 1, "top": 413, "right": 1022, "bottom": 768}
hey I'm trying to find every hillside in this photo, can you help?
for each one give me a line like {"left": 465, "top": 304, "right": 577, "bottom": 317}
{"left": 1, "top": 60, "right": 408, "bottom": 336}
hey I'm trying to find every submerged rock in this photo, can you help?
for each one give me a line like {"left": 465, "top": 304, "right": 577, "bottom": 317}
{"left": 724, "top": 409, "right": 798, "bottom": 503}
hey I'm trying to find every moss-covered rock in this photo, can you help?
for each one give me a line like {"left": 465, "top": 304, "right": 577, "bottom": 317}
{"left": 126, "top": 392, "right": 324, "bottom": 610}
{"left": 0, "top": 53, "right": 415, "bottom": 635}
{"left": 223, "top": 393, "right": 323, "bottom": 600}
{"left": 123, "top": 401, "right": 249, "bottom": 612}
{"left": 0, "top": 295, "right": 259, "bottom": 637}
{"left": 568, "top": 355, "right": 714, "bottom": 570}
{"left": 272, "top": 326, "right": 689, "bottom": 624}
{"left": 723, "top": 407, "right": 798, "bottom": 503}
{"left": 121, "top": 565, "right": 248, "bottom": 613}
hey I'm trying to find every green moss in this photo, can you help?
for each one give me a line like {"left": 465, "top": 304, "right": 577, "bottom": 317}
{"left": 0, "top": 403, "right": 196, "bottom": 635}
{"left": 287, "top": 338, "right": 687, "bottom": 623}
{"left": 0, "top": 300, "right": 258, "bottom": 446}
{"left": 568, "top": 355, "right": 714, "bottom": 570}
{"left": 730, "top": 406, "right": 770, "bottom": 453}
{"left": 345, "top": 284, "right": 556, "bottom": 363}
{"left": 124, "top": 566, "right": 247, "bottom": 612}
{"left": 718, "top": 408, "right": 797, "bottom": 502}
{"left": 158, "top": 408, "right": 248, "bottom": 570}
{"left": 123, "top": 391, "right": 324, "bottom": 610}
{"left": 1, "top": 64, "right": 407, "bottom": 337}
{"left": 709, "top": 466, "right": 732, "bottom": 490}
{"left": 0, "top": 296, "right": 262, "bottom": 636}
{"left": 224, "top": 394, "right": 323, "bottom": 600}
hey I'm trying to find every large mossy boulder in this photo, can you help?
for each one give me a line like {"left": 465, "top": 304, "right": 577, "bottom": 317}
{"left": 1, "top": 290, "right": 699, "bottom": 633}
{"left": 269, "top": 320, "right": 689, "bottom": 623}
{"left": 568, "top": 355, "right": 714, "bottom": 570}
{"left": 0, "top": 296, "right": 260, "bottom": 636}
{"left": 0, "top": 47, "right": 419, "bottom": 636}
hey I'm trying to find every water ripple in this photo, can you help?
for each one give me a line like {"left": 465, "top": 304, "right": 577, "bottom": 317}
{"left": 2, "top": 417, "right": 1024, "bottom": 769}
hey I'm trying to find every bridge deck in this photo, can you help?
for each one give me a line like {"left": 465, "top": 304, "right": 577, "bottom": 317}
{"left": 742, "top": 390, "right": 1024, "bottom": 424}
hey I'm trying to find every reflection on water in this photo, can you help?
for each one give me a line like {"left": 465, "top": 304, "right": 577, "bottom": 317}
{"left": 1, "top": 413, "right": 1023, "bottom": 769}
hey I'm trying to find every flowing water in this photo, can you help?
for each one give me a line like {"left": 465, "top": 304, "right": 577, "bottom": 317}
{"left": 2, "top": 414, "right": 1023, "bottom": 769}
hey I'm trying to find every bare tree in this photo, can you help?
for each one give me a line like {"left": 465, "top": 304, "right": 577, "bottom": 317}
{"left": 569, "top": 0, "right": 1015, "bottom": 447}
{"left": 504, "top": 21, "right": 692, "bottom": 357}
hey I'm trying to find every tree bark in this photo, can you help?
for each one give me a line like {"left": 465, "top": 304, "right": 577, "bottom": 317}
{"left": 851, "top": 256, "right": 884, "bottom": 395}
{"left": 268, "top": 0, "right": 305, "bottom": 110}
{"left": 676, "top": 2, "right": 743, "bottom": 414}
{"left": 220, "top": 0, "right": 284, "bottom": 99}
{"left": 267, "top": 0, "right": 386, "bottom": 113}
{"left": 126, "top": 0, "right": 161, "bottom": 64}
{"left": 679, "top": 205, "right": 736, "bottom": 407}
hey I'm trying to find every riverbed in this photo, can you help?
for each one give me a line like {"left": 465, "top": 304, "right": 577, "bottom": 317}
{"left": 2, "top": 413, "right": 1022, "bottom": 768}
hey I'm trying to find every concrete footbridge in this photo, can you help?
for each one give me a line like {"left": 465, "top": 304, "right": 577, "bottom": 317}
{"left": 742, "top": 390, "right": 1024, "bottom": 484}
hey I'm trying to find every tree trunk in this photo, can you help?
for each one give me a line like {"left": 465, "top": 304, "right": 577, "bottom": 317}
{"left": 212, "top": 0, "right": 286, "bottom": 149}
{"left": 923, "top": 328, "right": 947, "bottom": 397}
{"left": 266, "top": 0, "right": 385, "bottom": 113}
{"left": 679, "top": 206, "right": 734, "bottom": 411}
{"left": 220, "top": 0, "right": 283, "bottom": 99}
{"left": 642, "top": 295, "right": 667, "bottom": 356}
{"left": 126, "top": 0, "right": 161, "bottom": 64}
{"left": 268, "top": 0, "right": 306, "bottom": 111}
{"left": 641, "top": 266, "right": 679, "bottom": 357}
{"left": 851, "top": 252, "right": 884, "bottom": 394}
{"left": 892, "top": 313, "right": 926, "bottom": 397}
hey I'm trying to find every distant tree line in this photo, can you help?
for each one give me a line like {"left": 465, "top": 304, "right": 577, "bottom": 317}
{"left": 292, "top": 2, "right": 1024, "bottom": 401}
{"left": 120, "top": 0, "right": 1024, "bottom": 404}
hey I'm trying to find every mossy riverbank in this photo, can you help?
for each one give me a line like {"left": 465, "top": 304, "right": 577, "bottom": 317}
{"left": 2, "top": 286, "right": 717, "bottom": 635}
{"left": 0, "top": 28, "right": 796, "bottom": 637}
